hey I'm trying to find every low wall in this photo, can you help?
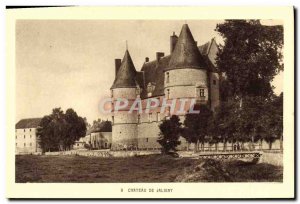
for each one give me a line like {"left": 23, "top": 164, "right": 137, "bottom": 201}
{"left": 44, "top": 150, "right": 160, "bottom": 157}
{"left": 259, "top": 151, "right": 283, "bottom": 166}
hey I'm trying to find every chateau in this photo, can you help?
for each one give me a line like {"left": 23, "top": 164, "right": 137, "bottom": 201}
{"left": 110, "top": 23, "right": 220, "bottom": 150}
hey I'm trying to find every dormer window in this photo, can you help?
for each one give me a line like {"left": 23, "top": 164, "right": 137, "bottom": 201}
{"left": 136, "top": 86, "right": 141, "bottom": 96}
{"left": 147, "top": 83, "right": 155, "bottom": 97}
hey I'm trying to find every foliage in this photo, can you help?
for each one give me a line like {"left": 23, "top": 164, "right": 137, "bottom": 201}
{"left": 182, "top": 105, "right": 213, "bottom": 151}
{"left": 157, "top": 115, "right": 182, "bottom": 154}
{"left": 216, "top": 20, "right": 283, "bottom": 98}
{"left": 37, "top": 108, "right": 87, "bottom": 152}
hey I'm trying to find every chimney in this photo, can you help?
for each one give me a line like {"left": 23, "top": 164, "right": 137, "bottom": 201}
{"left": 114, "top": 59, "right": 121, "bottom": 78}
{"left": 156, "top": 52, "right": 164, "bottom": 62}
{"left": 195, "top": 41, "right": 198, "bottom": 46}
{"left": 170, "top": 32, "right": 178, "bottom": 54}
{"left": 145, "top": 57, "right": 149, "bottom": 62}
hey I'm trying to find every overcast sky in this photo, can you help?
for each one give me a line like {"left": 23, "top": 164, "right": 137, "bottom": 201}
{"left": 16, "top": 20, "right": 283, "bottom": 124}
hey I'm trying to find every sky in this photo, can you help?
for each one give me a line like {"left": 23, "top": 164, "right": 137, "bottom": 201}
{"left": 16, "top": 20, "right": 283, "bottom": 124}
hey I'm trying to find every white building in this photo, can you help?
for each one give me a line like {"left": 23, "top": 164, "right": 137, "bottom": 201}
{"left": 15, "top": 118, "right": 42, "bottom": 154}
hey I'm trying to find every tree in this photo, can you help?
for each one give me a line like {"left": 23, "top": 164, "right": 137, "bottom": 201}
{"left": 157, "top": 115, "right": 182, "bottom": 154}
{"left": 211, "top": 100, "right": 240, "bottom": 151}
{"left": 182, "top": 105, "right": 213, "bottom": 152}
{"left": 216, "top": 20, "right": 283, "bottom": 100}
{"left": 262, "top": 93, "right": 283, "bottom": 150}
{"left": 37, "top": 108, "right": 87, "bottom": 152}
{"left": 64, "top": 108, "right": 87, "bottom": 150}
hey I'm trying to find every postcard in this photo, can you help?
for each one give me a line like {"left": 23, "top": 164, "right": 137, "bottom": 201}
{"left": 6, "top": 6, "right": 294, "bottom": 199}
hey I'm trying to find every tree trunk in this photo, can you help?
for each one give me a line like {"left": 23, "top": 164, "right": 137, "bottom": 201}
{"left": 251, "top": 135, "right": 254, "bottom": 151}
{"left": 269, "top": 141, "right": 272, "bottom": 150}
{"left": 186, "top": 142, "right": 190, "bottom": 151}
{"left": 280, "top": 134, "right": 283, "bottom": 151}
{"left": 260, "top": 139, "right": 263, "bottom": 151}
{"left": 223, "top": 140, "right": 227, "bottom": 152}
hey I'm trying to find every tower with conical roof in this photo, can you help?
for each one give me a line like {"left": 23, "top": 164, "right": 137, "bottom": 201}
{"left": 164, "top": 24, "right": 209, "bottom": 115}
{"left": 111, "top": 49, "right": 138, "bottom": 150}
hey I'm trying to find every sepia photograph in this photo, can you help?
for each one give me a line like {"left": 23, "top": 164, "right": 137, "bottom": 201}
{"left": 5, "top": 6, "right": 294, "bottom": 199}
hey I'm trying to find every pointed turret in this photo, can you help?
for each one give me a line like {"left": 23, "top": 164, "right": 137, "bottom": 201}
{"left": 111, "top": 50, "right": 137, "bottom": 89}
{"left": 167, "top": 24, "right": 207, "bottom": 70}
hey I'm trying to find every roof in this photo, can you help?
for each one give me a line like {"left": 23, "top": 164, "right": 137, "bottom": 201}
{"left": 112, "top": 24, "right": 219, "bottom": 99}
{"left": 15, "top": 118, "right": 42, "bottom": 129}
{"left": 86, "top": 120, "right": 112, "bottom": 135}
{"left": 111, "top": 50, "right": 137, "bottom": 89}
{"left": 167, "top": 24, "right": 207, "bottom": 71}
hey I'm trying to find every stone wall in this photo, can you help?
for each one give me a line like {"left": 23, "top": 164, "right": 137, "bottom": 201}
{"left": 164, "top": 68, "right": 208, "bottom": 100}
{"left": 112, "top": 124, "right": 138, "bottom": 149}
{"left": 137, "top": 122, "right": 161, "bottom": 149}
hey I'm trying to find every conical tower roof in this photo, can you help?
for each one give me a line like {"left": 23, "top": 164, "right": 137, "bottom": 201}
{"left": 111, "top": 50, "right": 137, "bottom": 89}
{"left": 166, "top": 24, "right": 207, "bottom": 71}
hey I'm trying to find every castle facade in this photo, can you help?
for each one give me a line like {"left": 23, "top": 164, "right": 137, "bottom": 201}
{"left": 110, "top": 24, "right": 220, "bottom": 150}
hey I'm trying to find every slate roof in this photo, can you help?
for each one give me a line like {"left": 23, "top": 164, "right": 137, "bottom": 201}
{"left": 15, "top": 118, "right": 42, "bottom": 129}
{"left": 112, "top": 24, "right": 219, "bottom": 99}
{"left": 167, "top": 24, "right": 207, "bottom": 71}
{"left": 111, "top": 50, "right": 137, "bottom": 89}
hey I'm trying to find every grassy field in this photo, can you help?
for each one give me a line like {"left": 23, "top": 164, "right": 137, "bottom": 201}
{"left": 15, "top": 155, "right": 283, "bottom": 183}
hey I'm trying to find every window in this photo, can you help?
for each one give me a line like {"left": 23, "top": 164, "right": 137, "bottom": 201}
{"left": 30, "top": 129, "right": 31, "bottom": 132}
{"left": 16, "top": 143, "right": 17, "bottom": 147}
{"left": 77, "top": 144, "right": 79, "bottom": 146}
{"left": 148, "top": 113, "right": 152, "bottom": 122}
{"left": 30, "top": 143, "right": 32, "bottom": 147}
{"left": 138, "top": 114, "right": 140, "bottom": 124}
{"left": 30, "top": 135, "right": 32, "bottom": 139}
{"left": 166, "top": 72, "right": 170, "bottom": 83}
{"left": 200, "top": 89, "right": 205, "bottom": 97}
{"left": 146, "top": 138, "right": 149, "bottom": 142}
{"left": 213, "top": 80, "right": 216, "bottom": 85}
{"left": 24, "top": 129, "right": 25, "bottom": 132}
{"left": 24, "top": 143, "right": 26, "bottom": 147}
{"left": 157, "top": 112, "right": 160, "bottom": 121}
{"left": 111, "top": 90, "right": 114, "bottom": 98}
{"left": 24, "top": 135, "right": 25, "bottom": 139}
{"left": 15, "top": 135, "right": 17, "bottom": 139}
{"left": 167, "top": 89, "right": 170, "bottom": 99}
{"left": 136, "top": 86, "right": 141, "bottom": 96}
{"left": 112, "top": 116, "right": 114, "bottom": 124}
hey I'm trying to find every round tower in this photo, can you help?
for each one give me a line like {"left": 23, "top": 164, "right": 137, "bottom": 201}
{"left": 110, "top": 50, "right": 138, "bottom": 150}
{"left": 164, "top": 24, "right": 209, "bottom": 117}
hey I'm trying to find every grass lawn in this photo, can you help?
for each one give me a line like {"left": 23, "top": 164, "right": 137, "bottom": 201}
{"left": 15, "top": 154, "right": 283, "bottom": 183}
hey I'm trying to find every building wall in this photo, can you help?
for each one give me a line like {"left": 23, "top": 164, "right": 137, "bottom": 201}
{"left": 89, "top": 132, "right": 112, "bottom": 149}
{"left": 112, "top": 124, "right": 138, "bottom": 149}
{"left": 209, "top": 72, "right": 220, "bottom": 111}
{"left": 164, "top": 68, "right": 209, "bottom": 102}
{"left": 137, "top": 122, "right": 161, "bottom": 149}
{"left": 112, "top": 87, "right": 138, "bottom": 149}
{"left": 15, "top": 128, "right": 41, "bottom": 154}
